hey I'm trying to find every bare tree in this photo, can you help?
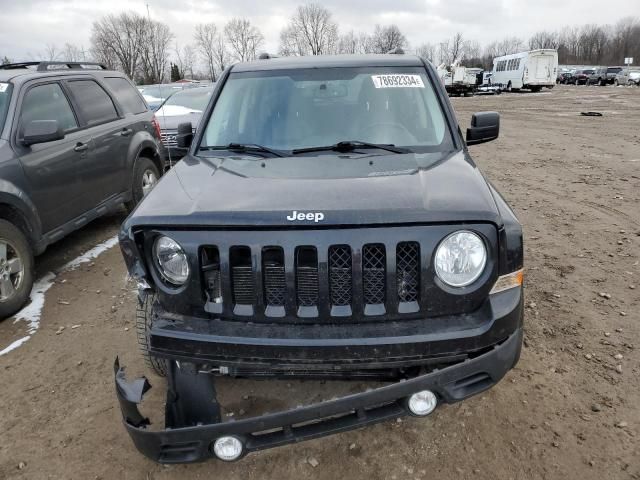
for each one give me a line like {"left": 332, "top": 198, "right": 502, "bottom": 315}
{"left": 529, "top": 31, "right": 560, "bottom": 49}
{"left": 414, "top": 43, "right": 435, "bottom": 62}
{"left": 224, "top": 18, "right": 264, "bottom": 62}
{"left": 194, "top": 23, "right": 218, "bottom": 81}
{"left": 44, "top": 43, "right": 60, "bottom": 61}
{"left": 61, "top": 43, "right": 85, "bottom": 62}
{"left": 439, "top": 32, "right": 465, "bottom": 65}
{"left": 370, "top": 25, "right": 407, "bottom": 53}
{"left": 182, "top": 45, "right": 197, "bottom": 79}
{"left": 212, "top": 33, "right": 229, "bottom": 74}
{"left": 91, "top": 12, "right": 147, "bottom": 78}
{"left": 279, "top": 3, "right": 338, "bottom": 56}
{"left": 140, "top": 20, "right": 173, "bottom": 84}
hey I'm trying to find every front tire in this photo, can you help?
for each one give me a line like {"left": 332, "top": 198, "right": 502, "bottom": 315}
{"left": 125, "top": 156, "right": 160, "bottom": 213}
{"left": 136, "top": 293, "right": 168, "bottom": 377}
{"left": 0, "top": 220, "right": 34, "bottom": 320}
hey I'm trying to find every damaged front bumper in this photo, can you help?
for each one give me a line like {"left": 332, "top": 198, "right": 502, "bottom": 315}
{"left": 115, "top": 328, "right": 523, "bottom": 464}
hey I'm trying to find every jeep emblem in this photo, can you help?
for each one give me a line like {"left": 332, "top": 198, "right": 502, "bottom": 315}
{"left": 286, "top": 210, "right": 325, "bottom": 222}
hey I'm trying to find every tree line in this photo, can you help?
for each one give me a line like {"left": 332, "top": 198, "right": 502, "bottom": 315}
{"left": 2, "top": 4, "right": 639, "bottom": 83}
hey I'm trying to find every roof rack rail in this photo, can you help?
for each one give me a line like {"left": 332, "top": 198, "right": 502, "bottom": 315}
{"left": 0, "top": 61, "right": 108, "bottom": 71}
{"left": 258, "top": 52, "right": 279, "bottom": 60}
{"left": 387, "top": 47, "right": 405, "bottom": 55}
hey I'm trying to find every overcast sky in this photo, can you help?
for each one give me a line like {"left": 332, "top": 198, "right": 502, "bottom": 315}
{"left": 0, "top": 0, "right": 637, "bottom": 61}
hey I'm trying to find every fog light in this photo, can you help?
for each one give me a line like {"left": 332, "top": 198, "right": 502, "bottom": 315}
{"left": 213, "top": 436, "right": 243, "bottom": 461}
{"left": 407, "top": 390, "right": 437, "bottom": 416}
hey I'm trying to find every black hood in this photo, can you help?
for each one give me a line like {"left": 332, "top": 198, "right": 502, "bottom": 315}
{"left": 125, "top": 151, "right": 502, "bottom": 229}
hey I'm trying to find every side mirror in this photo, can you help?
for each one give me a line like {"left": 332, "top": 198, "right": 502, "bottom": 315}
{"left": 21, "top": 120, "right": 64, "bottom": 146}
{"left": 176, "top": 122, "right": 193, "bottom": 149}
{"left": 466, "top": 111, "right": 500, "bottom": 146}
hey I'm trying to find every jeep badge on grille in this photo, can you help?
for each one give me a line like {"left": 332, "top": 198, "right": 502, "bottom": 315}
{"left": 286, "top": 211, "right": 325, "bottom": 222}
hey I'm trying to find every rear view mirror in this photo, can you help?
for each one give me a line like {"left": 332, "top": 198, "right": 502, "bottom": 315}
{"left": 21, "top": 120, "right": 64, "bottom": 146}
{"left": 176, "top": 122, "right": 193, "bottom": 149}
{"left": 466, "top": 112, "right": 500, "bottom": 146}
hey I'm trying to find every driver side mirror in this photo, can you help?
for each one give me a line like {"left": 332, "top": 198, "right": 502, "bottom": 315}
{"left": 176, "top": 122, "right": 193, "bottom": 149}
{"left": 21, "top": 120, "right": 64, "bottom": 146}
{"left": 466, "top": 112, "right": 500, "bottom": 146}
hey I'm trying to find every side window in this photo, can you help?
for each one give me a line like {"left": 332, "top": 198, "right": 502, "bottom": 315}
{"left": 20, "top": 83, "right": 78, "bottom": 133}
{"left": 66, "top": 80, "right": 118, "bottom": 126}
{"left": 103, "top": 77, "right": 147, "bottom": 114}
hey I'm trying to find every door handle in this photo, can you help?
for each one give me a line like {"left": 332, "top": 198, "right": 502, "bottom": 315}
{"left": 74, "top": 142, "right": 88, "bottom": 152}
{"left": 120, "top": 128, "right": 133, "bottom": 137}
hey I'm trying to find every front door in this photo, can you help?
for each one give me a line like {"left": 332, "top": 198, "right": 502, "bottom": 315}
{"left": 13, "top": 81, "right": 93, "bottom": 233}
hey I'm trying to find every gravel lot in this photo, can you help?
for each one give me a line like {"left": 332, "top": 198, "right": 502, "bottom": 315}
{"left": 1, "top": 85, "right": 639, "bottom": 480}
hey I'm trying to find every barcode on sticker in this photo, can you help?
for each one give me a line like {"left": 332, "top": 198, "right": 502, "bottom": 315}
{"left": 371, "top": 74, "right": 424, "bottom": 88}
{"left": 0, "top": 83, "right": 8, "bottom": 93}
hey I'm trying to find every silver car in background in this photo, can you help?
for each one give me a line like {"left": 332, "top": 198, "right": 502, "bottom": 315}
{"left": 155, "top": 86, "right": 214, "bottom": 166}
{"left": 614, "top": 68, "right": 640, "bottom": 86}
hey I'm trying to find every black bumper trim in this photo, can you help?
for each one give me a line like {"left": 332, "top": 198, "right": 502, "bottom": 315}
{"left": 114, "top": 328, "right": 522, "bottom": 463}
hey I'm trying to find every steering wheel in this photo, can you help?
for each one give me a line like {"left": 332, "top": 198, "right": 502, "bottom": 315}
{"left": 357, "top": 122, "right": 417, "bottom": 145}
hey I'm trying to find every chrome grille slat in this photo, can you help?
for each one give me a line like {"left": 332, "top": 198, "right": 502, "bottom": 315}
{"left": 160, "top": 130, "right": 177, "bottom": 147}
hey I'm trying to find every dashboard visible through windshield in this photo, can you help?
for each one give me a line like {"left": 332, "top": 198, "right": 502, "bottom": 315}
{"left": 200, "top": 67, "right": 453, "bottom": 154}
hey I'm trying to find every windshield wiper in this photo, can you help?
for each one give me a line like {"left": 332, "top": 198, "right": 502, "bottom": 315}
{"left": 199, "top": 143, "right": 286, "bottom": 157}
{"left": 292, "top": 141, "right": 410, "bottom": 155}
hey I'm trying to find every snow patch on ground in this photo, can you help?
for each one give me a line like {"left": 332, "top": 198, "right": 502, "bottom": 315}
{"left": 62, "top": 236, "right": 119, "bottom": 271}
{"left": 0, "top": 336, "right": 30, "bottom": 356}
{"left": 0, "top": 235, "right": 119, "bottom": 356}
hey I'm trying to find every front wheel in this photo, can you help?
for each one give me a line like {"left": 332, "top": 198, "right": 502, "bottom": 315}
{"left": 0, "top": 220, "right": 34, "bottom": 320}
{"left": 136, "top": 293, "right": 168, "bottom": 377}
{"left": 614, "top": 79, "right": 619, "bottom": 86}
{"left": 125, "top": 156, "right": 160, "bottom": 213}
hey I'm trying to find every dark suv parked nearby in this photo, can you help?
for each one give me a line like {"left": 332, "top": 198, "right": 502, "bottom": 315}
{"left": 588, "top": 66, "right": 622, "bottom": 85}
{"left": 115, "top": 54, "right": 524, "bottom": 463}
{"left": 0, "top": 61, "right": 163, "bottom": 318}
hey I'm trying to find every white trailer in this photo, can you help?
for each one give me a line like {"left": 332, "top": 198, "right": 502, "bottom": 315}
{"left": 436, "top": 64, "right": 477, "bottom": 96}
{"left": 491, "top": 49, "right": 558, "bottom": 92}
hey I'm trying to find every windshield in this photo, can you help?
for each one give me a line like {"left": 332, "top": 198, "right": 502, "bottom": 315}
{"left": 0, "top": 82, "right": 12, "bottom": 135}
{"left": 164, "top": 88, "right": 213, "bottom": 111}
{"left": 200, "top": 67, "right": 452, "bottom": 153}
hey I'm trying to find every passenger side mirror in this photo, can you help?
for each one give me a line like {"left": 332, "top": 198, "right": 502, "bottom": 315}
{"left": 176, "top": 122, "right": 193, "bottom": 149}
{"left": 21, "top": 120, "right": 64, "bottom": 146}
{"left": 466, "top": 112, "right": 500, "bottom": 146}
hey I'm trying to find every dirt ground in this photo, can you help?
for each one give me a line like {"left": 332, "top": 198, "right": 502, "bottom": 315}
{"left": 1, "top": 85, "right": 639, "bottom": 480}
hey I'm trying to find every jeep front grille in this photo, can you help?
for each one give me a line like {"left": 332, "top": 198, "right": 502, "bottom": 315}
{"left": 199, "top": 239, "right": 425, "bottom": 320}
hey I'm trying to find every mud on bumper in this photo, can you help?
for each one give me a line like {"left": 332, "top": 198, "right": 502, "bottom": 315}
{"left": 115, "top": 328, "right": 522, "bottom": 464}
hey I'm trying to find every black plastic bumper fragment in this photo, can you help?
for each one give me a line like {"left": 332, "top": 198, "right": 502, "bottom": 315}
{"left": 114, "top": 328, "right": 522, "bottom": 464}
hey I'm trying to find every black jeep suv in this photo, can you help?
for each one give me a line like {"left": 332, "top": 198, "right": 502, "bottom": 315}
{"left": 0, "top": 62, "right": 163, "bottom": 318}
{"left": 116, "top": 54, "right": 524, "bottom": 463}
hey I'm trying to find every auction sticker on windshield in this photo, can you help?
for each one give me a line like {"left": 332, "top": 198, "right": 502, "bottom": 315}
{"left": 371, "top": 74, "right": 424, "bottom": 88}
{"left": 0, "top": 83, "right": 8, "bottom": 93}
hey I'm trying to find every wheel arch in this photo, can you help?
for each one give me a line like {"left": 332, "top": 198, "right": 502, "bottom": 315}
{"left": 0, "top": 184, "right": 43, "bottom": 253}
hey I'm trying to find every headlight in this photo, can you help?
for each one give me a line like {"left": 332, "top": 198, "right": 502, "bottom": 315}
{"left": 434, "top": 231, "right": 487, "bottom": 287}
{"left": 153, "top": 235, "right": 189, "bottom": 285}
